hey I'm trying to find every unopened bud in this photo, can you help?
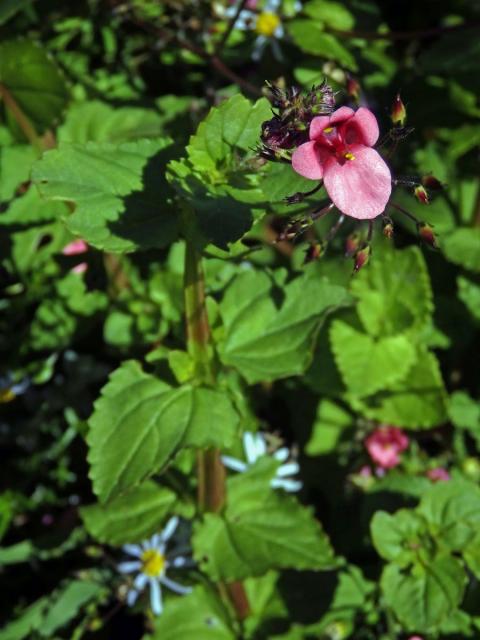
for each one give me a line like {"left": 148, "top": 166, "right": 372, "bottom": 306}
{"left": 382, "top": 217, "right": 394, "bottom": 238}
{"left": 304, "top": 241, "right": 325, "bottom": 263}
{"left": 391, "top": 93, "right": 406, "bottom": 126}
{"left": 353, "top": 243, "right": 371, "bottom": 273}
{"left": 414, "top": 185, "right": 429, "bottom": 204}
{"left": 345, "top": 231, "right": 361, "bottom": 257}
{"left": 346, "top": 75, "right": 360, "bottom": 101}
{"left": 417, "top": 221, "right": 437, "bottom": 248}
{"left": 421, "top": 174, "right": 443, "bottom": 191}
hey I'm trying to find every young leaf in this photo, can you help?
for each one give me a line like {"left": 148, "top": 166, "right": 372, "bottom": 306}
{"left": 32, "top": 138, "right": 178, "bottom": 253}
{"left": 381, "top": 555, "right": 466, "bottom": 633}
{"left": 41, "top": 581, "right": 104, "bottom": 638}
{"left": 88, "top": 361, "right": 239, "bottom": 502}
{"left": 330, "top": 320, "right": 416, "bottom": 397}
{"left": 219, "top": 268, "right": 351, "bottom": 384}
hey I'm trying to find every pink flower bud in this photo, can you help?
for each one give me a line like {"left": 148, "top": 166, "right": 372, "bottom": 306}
{"left": 391, "top": 93, "right": 406, "bottom": 125}
{"left": 414, "top": 185, "right": 429, "bottom": 204}
{"left": 421, "top": 174, "right": 443, "bottom": 191}
{"left": 304, "top": 241, "right": 325, "bottom": 263}
{"left": 353, "top": 243, "right": 371, "bottom": 273}
{"left": 346, "top": 75, "right": 360, "bottom": 101}
{"left": 345, "top": 232, "right": 361, "bottom": 257}
{"left": 417, "top": 221, "right": 437, "bottom": 248}
{"left": 382, "top": 217, "right": 394, "bottom": 238}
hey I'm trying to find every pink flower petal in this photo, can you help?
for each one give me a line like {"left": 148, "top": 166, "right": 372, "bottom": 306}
{"left": 323, "top": 145, "right": 391, "bottom": 219}
{"left": 344, "top": 107, "right": 380, "bottom": 147}
{"left": 329, "top": 106, "right": 355, "bottom": 126}
{"left": 310, "top": 116, "right": 331, "bottom": 140}
{"left": 291, "top": 141, "right": 324, "bottom": 180}
{"left": 62, "top": 239, "right": 88, "bottom": 256}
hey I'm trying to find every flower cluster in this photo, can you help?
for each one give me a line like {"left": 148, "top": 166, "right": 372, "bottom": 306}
{"left": 365, "top": 425, "right": 409, "bottom": 470}
{"left": 260, "top": 83, "right": 443, "bottom": 270}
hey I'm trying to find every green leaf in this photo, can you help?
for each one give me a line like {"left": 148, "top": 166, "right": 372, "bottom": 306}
{"left": 350, "top": 246, "right": 433, "bottom": 337}
{"left": 40, "top": 581, "right": 104, "bottom": 637}
{"left": 58, "top": 100, "right": 166, "bottom": 144}
{"left": 303, "top": 0, "right": 355, "bottom": 30}
{"left": 305, "top": 399, "right": 352, "bottom": 456}
{"left": 193, "top": 465, "right": 336, "bottom": 581}
{"left": 0, "top": 598, "right": 48, "bottom": 640}
{"left": 219, "top": 267, "right": 351, "bottom": 384}
{"left": 449, "top": 391, "right": 480, "bottom": 437}
{"left": 441, "top": 228, "right": 480, "bottom": 273}
{"left": 0, "top": 40, "right": 68, "bottom": 131}
{"left": 88, "top": 361, "right": 239, "bottom": 501}
{"left": 418, "top": 479, "right": 480, "bottom": 550}
{"left": 349, "top": 351, "right": 447, "bottom": 428}
{"left": 288, "top": 21, "right": 357, "bottom": 70}
{"left": 0, "top": 144, "right": 36, "bottom": 200}
{"left": 80, "top": 481, "right": 176, "bottom": 545}
{"left": 381, "top": 555, "right": 466, "bottom": 633}
{"left": 370, "top": 510, "right": 429, "bottom": 566}
{"left": 330, "top": 320, "right": 416, "bottom": 397}
{"left": 32, "top": 138, "right": 178, "bottom": 253}
{"left": 148, "top": 587, "right": 235, "bottom": 640}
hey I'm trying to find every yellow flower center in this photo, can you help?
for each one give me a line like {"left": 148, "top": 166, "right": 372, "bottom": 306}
{"left": 141, "top": 549, "right": 165, "bottom": 577}
{"left": 344, "top": 152, "right": 356, "bottom": 161}
{"left": 256, "top": 12, "right": 281, "bottom": 37}
{"left": 323, "top": 127, "right": 333, "bottom": 133}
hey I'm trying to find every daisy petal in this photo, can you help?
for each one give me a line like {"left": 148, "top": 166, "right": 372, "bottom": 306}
{"left": 273, "top": 447, "right": 289, "bottom": 462}
{"left": 161, "top": 516, "right": 179, "bottom": 542}
{"left": 134, "top": 573, "right": 148, "bottom": 591}
{"left": 221, "top": 455, "right": 248, "bottom": 473}
{"left": 149, "top": 579, "right": 163, "bottom": 616}
{"left": 271, "top": 478, "right": 303, "bottom": 492}
{"left": 160, "top": 576, "right": 193, "bottom": 595}
{"left": 126, "top": 588, "right": 139, "bottom": 606}
{"left": 122, "top": 544, "right": 143, "bottom": 557}
{"left": 323, "top": 145, "right": 392, "bottom": 220}
{"left": 243, "top": 432, "right": 259, "bottom": 464}
{"left": 117, "top": 561, "right": 142, "bottom": 574}
{"left": 254, "top": 433, "right": 267, "bottom": 459}
{"left": 277, "top": 462, "right": 300, "bottom": 477}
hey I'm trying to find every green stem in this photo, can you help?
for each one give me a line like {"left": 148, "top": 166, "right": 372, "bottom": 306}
{"left": 183, "top": 231, "right": 250, "bottom": 621}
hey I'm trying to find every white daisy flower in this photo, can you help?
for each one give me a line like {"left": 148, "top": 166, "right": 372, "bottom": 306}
{"left": 221, "top": 0, "right": 302, "bottom": 61}
{"left": 118, "top": 517, "right": 192, "bottom": 616}
{"left": 222, "top": 431, "right": 302, "bottom": 492}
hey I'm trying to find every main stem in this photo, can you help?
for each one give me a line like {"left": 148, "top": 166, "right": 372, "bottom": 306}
{"left": 183, "top": 237, "right": 225, "bottom": 512}
{"left": 183, "top": 235, "right": 250, "bottom": 621}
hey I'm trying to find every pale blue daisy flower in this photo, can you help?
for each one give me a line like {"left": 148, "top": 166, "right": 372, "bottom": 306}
{"left": 118, "top": 517, "right": 192, "bottom": 616}
{"left": 222, "top": 431, "right": 302, "bottom": 492}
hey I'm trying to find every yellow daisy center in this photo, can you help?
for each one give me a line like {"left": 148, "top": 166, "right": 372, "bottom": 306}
{"left": 141, "top": 549, "right": 165, "bottom": 578}
{"left": 256, "top": 12, "right": 281, "bottom": 37}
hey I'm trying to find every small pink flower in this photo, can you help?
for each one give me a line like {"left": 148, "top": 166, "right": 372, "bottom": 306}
{"left": 427, "top": 467, "right": 450, "bottom": 482}
{"left": 365, "top": 426, "right": 409, "bottom": 469}
{"left": 408, "top": 636, "right": 424, "bottom": 640}
{"left": 291, "top": 106, "right": 392, "bottom": 219}
{"left": 62, "top": 239, "right": 88, "bottom": 274}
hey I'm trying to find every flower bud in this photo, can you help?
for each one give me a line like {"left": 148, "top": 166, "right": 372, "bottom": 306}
{"left": 277, "top": 218, "right": 310, "bottom": 242}
{"left": 353, "top": 243, "right": 371, "bottom": 273}
{"left": 421, "top": 174, "right": 443, "bottom": 191}
{"left": 346, "top": 75, "right": 360, "bottom": 101}
{"left": 382, "top": 217, "right": 394, "bottom": 238}
{"left": 414, "top": 185, "right": 429, "bottom": 204}
{"left": 304, "top": 241, "right": 325, "bottom": 263}
{"left": 417, "top": 221, "right": 437, "bottom": 248}
{"left": 391, "top": 93, "right": 406, "bottom": 126}
{"left": 345, "top": 231, "right": 361, "bottom": 257}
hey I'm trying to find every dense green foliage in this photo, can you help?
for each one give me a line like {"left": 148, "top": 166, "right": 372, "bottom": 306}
{"left": 0, "top": 1, "right": 479, "bottom": 638}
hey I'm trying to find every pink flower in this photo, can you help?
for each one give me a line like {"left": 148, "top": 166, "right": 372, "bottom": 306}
{"left": 408, "top": 637, "right": 423, "bottom": 640}
{"left": 427, "top": 467, "right": 450, "bottom": 482}
{"left": 365, "top": 426, "right": 409, "bottom": 469}
{"left": 291, "top": 106, "right": 392, "bottom": 220}
{"left": 62, "top": 239, "right": 88, "bottom": 274}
